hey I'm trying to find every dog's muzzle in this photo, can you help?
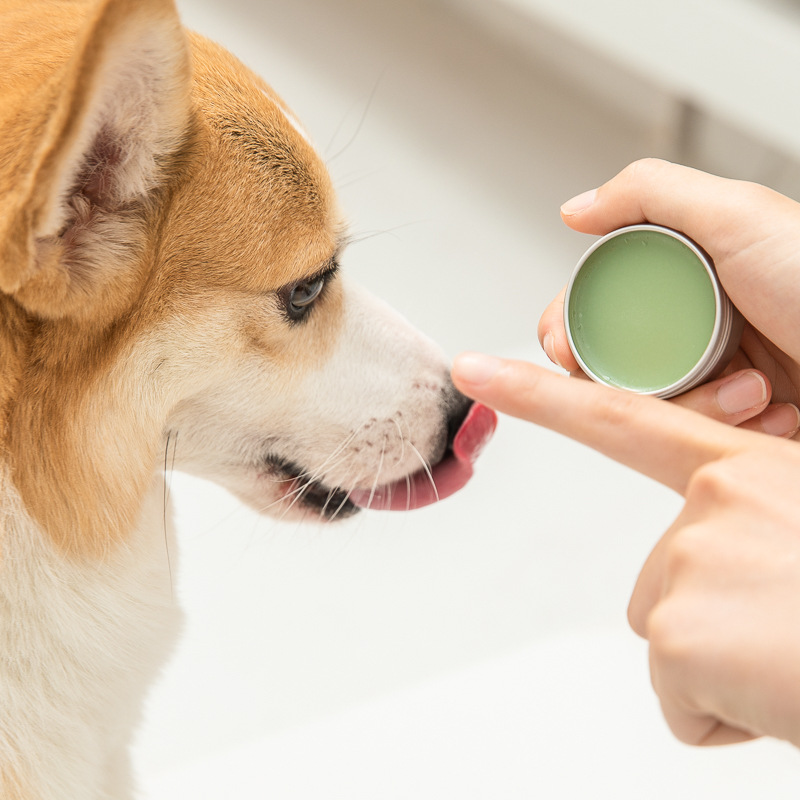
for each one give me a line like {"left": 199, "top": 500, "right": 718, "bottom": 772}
{"left": 347, "top": 395, "right": 497, "bottom": 512}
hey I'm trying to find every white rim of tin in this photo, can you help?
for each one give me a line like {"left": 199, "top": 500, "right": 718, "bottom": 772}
{"left": 563, "top": 224, "right": 742, "bottom": 399}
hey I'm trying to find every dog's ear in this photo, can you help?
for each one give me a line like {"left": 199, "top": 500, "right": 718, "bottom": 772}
{"left": 0, "top": 0, "right": 191, "bottom": 319}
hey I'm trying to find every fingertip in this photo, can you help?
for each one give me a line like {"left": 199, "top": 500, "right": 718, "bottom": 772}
{"left": 714, "top": 370, "right": 770, "bottom": 416}
{"left": 538, "top": 291, "right": 581, "bottom": 373}
{"left": 451, "top": 352, "right": 503, "bottom": 390}
{"left": 671, "top": 369, "right": 772, "bottom": 427}
{"left": 560, "top": 188, "right": 597, "bottom": 220}
{"left": 759, "top": 403, "right": 800, "bottom": 439}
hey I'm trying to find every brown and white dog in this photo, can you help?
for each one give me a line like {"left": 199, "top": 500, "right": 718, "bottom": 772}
{"left": 0, "top": 0, "right": 495, "bottom": 797}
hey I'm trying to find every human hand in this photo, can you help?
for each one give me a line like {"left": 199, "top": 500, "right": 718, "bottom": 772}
{"left": 540, "top": 159, "right": 800, "bottom": 438}
{"left": 451, "top": 353, "right": 800, "bottom": 747}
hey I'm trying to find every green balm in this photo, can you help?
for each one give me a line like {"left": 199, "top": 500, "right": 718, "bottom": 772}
{"left": 565, "top": 226, "right": 742, "bottom": 398}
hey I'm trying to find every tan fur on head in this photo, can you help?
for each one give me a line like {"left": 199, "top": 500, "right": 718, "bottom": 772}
{"left": 2, "top": 7, "right": 347, "bottom": 557}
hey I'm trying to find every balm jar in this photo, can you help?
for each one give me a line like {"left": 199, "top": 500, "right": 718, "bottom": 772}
{"left": 564, "top": 225, "right": 743, "bottom": 399}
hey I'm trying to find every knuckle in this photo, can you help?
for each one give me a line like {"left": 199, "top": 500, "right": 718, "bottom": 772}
{"left": 733, "top": 179, "right": 777, "bottom": 207}
{"left": 623, "top": 157, "right": 670, "bottom": 185}
{"left": 685, "top": 459, "right": 733, "bottom": 504}
{"left": 663, "top": 524, "right": 705, "bottom": 577}
{"left": 627, "top": 598, "right": 647, "bottom": 638}
{"left": 646, "top": 602, "right": 691, "bottom": 665}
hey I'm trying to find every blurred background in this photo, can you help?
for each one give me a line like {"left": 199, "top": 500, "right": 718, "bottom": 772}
{"left": 138, "top": 0, "right": 800, "bottom": 796}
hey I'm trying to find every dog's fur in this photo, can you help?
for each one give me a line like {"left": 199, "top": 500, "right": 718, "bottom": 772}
{"left": 0, "top": 1, "right": 471, "bottom": 796}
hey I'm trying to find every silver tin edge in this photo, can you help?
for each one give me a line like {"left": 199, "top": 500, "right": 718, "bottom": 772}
{"left": 563, "top": 224, "right": 743, "bottom": 399}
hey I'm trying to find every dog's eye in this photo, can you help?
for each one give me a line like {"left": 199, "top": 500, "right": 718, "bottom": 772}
{"left": 278, "top": 259, "right": 339, "bottom": 323}
{"left": 284, "top": 276, "right": 325, "bottom": 320}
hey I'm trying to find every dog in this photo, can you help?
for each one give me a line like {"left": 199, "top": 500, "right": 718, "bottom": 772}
{"left": 0, "top": 0, "right": 496, "bottom": 797}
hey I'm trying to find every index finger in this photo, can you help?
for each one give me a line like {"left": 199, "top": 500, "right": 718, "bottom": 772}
{"left": 452, "top": 354, "right": 763, "bottom": 495}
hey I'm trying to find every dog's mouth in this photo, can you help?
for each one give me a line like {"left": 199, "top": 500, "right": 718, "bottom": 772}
{"left": 263, "top": 458, "right": 360, "bottom": 520}
{"left": 269, "top": 403, "right": 497, "bottom": 520}
{"left": 348, "top": 402, "right": 497, "bottom": 511}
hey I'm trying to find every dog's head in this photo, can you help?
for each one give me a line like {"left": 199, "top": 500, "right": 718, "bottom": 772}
{"left": 0, "top": 0, "right": 495, "bottom": 552}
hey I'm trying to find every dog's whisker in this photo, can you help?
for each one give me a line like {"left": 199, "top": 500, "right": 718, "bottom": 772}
{"left": 331, "top": 473, "right": 363, "bottom": 521}
{"left": 249, "top": 493, "right": 294, "bottom": 517}
{"left": 321, "top": 485, "right": 347, "bottom": 520}
{"left": 329, "top": 496, "right": 351, "bottom": 523}
{"left": 253, "top": 456, "right": 354, "bottom": 523}
{"left": 280, "top": 461, "right": 352, "bottom": 521}
{"left": 276, "top": 425, "right": 366, "bottom": 487}
{"left": 363, "top": 436, "right": 389, "bottom": 511}
{"left": 251, "top": 416, "right": 446, "bottom": 521}
{"left": 304, "top": 433, "right": 363, "bottom": 481}
{"left": 270, "top": 425, "right": 380, "bottom": 519}
{"left": 391, "top": 417, "right": 406, "bottom": 465}
{"left": 278, "top": 478, "right": 315, "bottom": 518}
{"left": 343, "top": 224, "right": 415, "bottom": 247}
{"left": 326, "top": 69, "right": 385, "bottom": 163}
{"left": 406, "top": 440, "right": 439, "bottom": 503}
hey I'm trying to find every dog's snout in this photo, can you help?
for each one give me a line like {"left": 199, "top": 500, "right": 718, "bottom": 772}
{"left": 444, "top": 385, "right": 474, "bottom": 452}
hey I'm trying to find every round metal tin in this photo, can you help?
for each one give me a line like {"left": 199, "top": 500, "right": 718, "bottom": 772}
{"left": 563, "top": 224, "right": 743, "bottom": 399}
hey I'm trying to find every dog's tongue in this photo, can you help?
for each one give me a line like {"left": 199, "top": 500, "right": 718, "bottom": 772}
{"left": 349, "top": 403, "right": 497, "bottom": 511}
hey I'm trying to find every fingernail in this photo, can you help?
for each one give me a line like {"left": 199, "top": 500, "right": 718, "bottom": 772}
{"left": 716, "top": 371, "right": 768, "bottom": 414}
{"left": 453, "top": 353, "right": 502, "bottom": 386}
{"left": 542, "top": 331, "right": 566, "bottom": 370}
{"left": 560, "top": 188, "right": 597, "bottom": 217}
{"left": 761, "top": 403, "right": 800, "bottom": 438}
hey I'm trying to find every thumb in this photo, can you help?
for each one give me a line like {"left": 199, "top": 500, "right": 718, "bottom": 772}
{"left": 559, "top": 159, "right": 790, "bottom": 246}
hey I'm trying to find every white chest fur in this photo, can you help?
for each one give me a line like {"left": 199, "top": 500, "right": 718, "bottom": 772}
{"left": 0, "top": 471, "right": 179, "bottom": 800}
